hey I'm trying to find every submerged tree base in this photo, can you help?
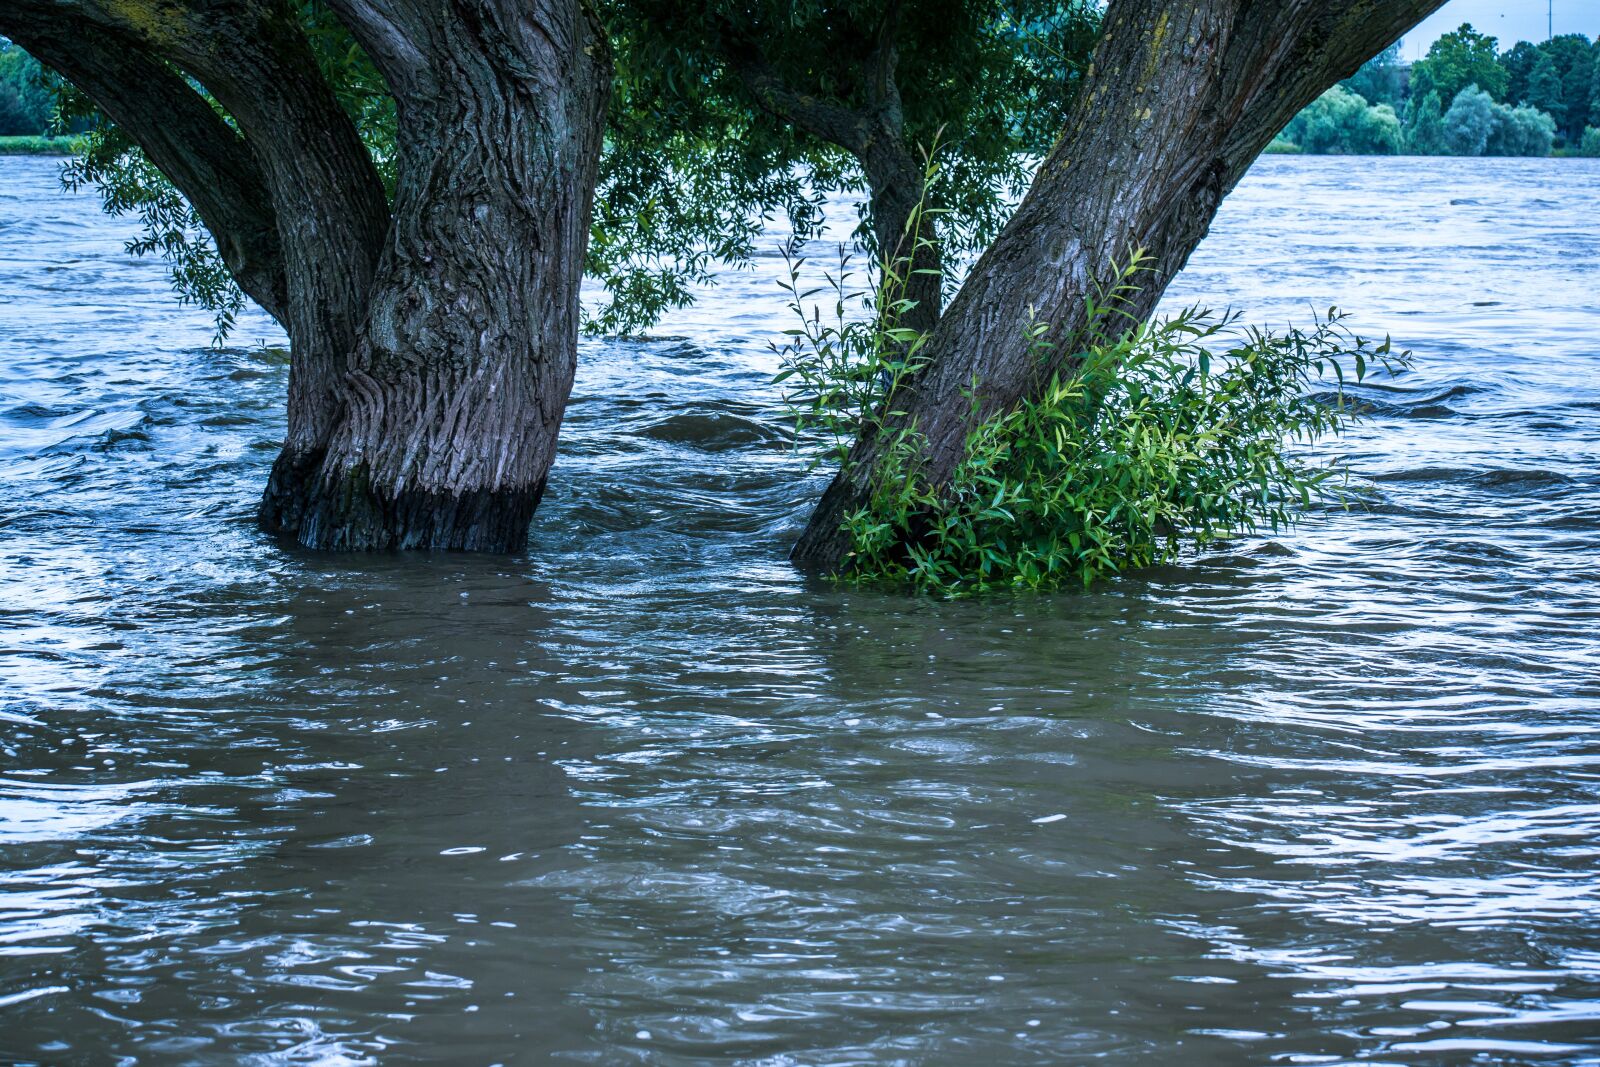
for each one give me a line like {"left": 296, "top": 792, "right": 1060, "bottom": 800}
{"left": 262, "top": 455, "right": 543, "bottom": 553}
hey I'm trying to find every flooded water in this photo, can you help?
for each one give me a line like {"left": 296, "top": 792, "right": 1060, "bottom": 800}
{"left": 2, "top": 153, "right": 1599, "bottom": 1064}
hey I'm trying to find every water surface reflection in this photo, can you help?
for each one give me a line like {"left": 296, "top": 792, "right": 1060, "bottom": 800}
{"left": 2, "top": 156, "right": 1598, "bottom": 1063}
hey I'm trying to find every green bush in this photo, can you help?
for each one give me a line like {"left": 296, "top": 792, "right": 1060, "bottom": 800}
{"left": 1485, "top": 103, "right": 1556, "bottom": 156}
{"left": 1404, "top": 91, "right": 1449, "bottom": 154}
{"left": 1437, "top": 85, "right": 1556, "bottom": 156}
{"left": 777, "top": 253, "right": 1408, "bottom": 594}
{"left": 1578, "top": 127, "right": 1600, "bottom": 157}
{"left": 1280, "top": 86, "right": 1401, "bottom": 154}
{"left": 0, "top": 45, "right": 53, "bottom": 136}
{"left": 0, "top": 134, "right": 84, "bottom": 155}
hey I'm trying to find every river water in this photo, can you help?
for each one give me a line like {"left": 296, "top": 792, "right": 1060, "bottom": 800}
{"left": 2, "top": 154, "right": 1598, "bottom": 1064}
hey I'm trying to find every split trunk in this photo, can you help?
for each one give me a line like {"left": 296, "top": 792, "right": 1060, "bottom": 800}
{"left": 792, "top": 0, "right": 1448, "bottom": 567}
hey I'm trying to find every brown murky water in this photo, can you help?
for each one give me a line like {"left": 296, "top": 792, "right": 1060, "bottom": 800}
{"left": 3, "top": 155, "right": 1599, "bottom": 1064}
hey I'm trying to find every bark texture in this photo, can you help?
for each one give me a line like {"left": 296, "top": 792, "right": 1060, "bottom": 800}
{"left": 291, "top": 0, "right": 611, "bottom": 550}
{"left": 792, "top": 0, "right": 1449, "bottom": 567}
{"left": 4, "top": 0, "right": 610, "bottom": 552}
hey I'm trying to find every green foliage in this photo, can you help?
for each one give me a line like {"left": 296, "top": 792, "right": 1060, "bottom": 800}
{"left": 1494, "top": 32, "right": 1598, "bottom": 144}
{"left": 1501, "top": 40, "right": 1542, "bottom": 107}
{"left": 0, "top": 134, "right": 82, "bottom": 154}
{"left": 779, "top": 246, "right": 1408, "bottom": 594}
{"left": 1578, "top": 126, "right": 1600, "bottom": 157}
{"left": 585, "top": 0, "right": 1101, "bottom": 330}
{"left": 0, "top": 42, "right": 54, "bottom": 136}
{"left": 1340, "top": 43, "right": 1404, "bottom": 110}
{"left": 1526, "top": 53, "right": 1566, "bottom": 132}
{"left": 1441, "top": 84, "right": 1496, "bottom": 155}
{"left": 773, "top": 151, "right": 942, "bottom": 470}
{"left": 1280, "top": 85, "right": 1400, "bottom": 155}
{"left": 1485, "top": 102, "right": 1555, "bottom": 157}
{"left": 1411, "top": 23, "right": 1507, "bottom": 105}
{"left": 1433, "top": 86, "right": 1554, "bottom": 157}
{"left": 1403, "top": 91, "right": 1449, "bottom": 155}
{"left": 1543, "top": 33, "right": 1595, "bottom": 143}
{"left": 38, "top": 3, "right": 1101, "bottom": 340}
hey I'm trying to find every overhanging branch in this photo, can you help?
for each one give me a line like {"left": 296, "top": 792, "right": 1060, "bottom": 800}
{"left": 1, "top": 10, "right": 289, "bottom": 323}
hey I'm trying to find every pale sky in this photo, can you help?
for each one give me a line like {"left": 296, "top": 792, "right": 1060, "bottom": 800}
{"left": 1404, "top": 0, "right": 1600, "bottom": 58}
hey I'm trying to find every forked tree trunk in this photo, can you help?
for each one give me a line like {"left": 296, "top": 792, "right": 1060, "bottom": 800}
{"left": 792, "top": 0, "right": 1448, "bottom": 567}
{"left": 276, "top": 1, "right": 611, "bottom": 550}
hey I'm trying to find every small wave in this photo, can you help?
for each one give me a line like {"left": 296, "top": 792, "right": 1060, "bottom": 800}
{"left": 636, "top": 410, "right": 786, "bottom": 451}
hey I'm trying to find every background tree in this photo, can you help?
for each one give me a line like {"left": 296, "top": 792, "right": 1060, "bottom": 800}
{"left": 1410, "top": 23, "right": 1507, "bottom": 105}
{"left": 1442, "top": 85, "right": 1496, "bottom": 155}
{"left": 1501, "top": 39, "right": 1541, "bottom": 106}
{"left": 1340, "top": 42, "right": 1404, "bottom": 110}
{"left": 2, "top": 0, "right": 611, "bottom": 552}
{"left": 0, "top": 41, "right": 53, "bottom": 135}
{"left": 600, "top": 0, "right": 1101, "bottom": 334}
{"left": 1544, "top": 33, "right": 1596, "bottom": 143}
{"left": 1525, "top": 53, "right": 1567, "bottom": 137}
{"left": 1280, "top": 85, "right": 1401, "bottom": 154}
{"left": 1403, "top": 90, "right": 1449, "bottom": 154}
{"left": 793, "top": 0, "right": 1448, "bottom": 566}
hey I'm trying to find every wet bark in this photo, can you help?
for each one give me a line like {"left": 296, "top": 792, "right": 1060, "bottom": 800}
{"left": 285, "top": 0, "right": 611, "bottom": 550}
{"left": 792, "top": 0, "right": 1449, "bottom": 567}
{"left": 6, "top": 0, "right": 610, "bottom": 552}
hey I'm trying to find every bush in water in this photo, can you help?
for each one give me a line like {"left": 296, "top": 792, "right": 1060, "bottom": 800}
{"left": 777, "top": 253, "right": 1409, "bottom": 594}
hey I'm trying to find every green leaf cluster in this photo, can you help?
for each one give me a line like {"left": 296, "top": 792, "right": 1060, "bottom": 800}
{"left": 0, "top": 41, "right": 54, "bottom": 136}
{"left": 780, "top": 247, "right": 1411, "bottom": 595}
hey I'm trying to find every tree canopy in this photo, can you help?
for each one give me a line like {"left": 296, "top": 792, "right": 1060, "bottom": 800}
{"left": 1411, "top": 23, "right": 1507, "bottom": 105}
{"left": 34, "top": 2, "right": 1101, "bottom": 339}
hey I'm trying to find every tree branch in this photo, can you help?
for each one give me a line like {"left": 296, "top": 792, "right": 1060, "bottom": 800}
{"left": 1, "top": 10, "right": 289, "bottom": 323}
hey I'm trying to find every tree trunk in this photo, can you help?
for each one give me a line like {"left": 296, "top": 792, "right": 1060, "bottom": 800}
{"left": 282, "top": 0, "right": 611, "bottom": 550}
{"left": 792, "top": 0, "right": 1447, "bottom": 568}
{"left": 7, "top": 0, "right": 610, "bottom": 552}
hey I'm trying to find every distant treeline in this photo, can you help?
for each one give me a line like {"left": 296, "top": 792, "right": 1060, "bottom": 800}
{"left": 0, "top": 40, "right": 52, "bottom": 136}
{"left": 1272, "top": 24, "right": 1600, "bottom": 157}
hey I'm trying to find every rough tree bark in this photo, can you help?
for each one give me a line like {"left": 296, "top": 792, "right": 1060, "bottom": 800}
{"left": 718, "top": 1, "right": 944, "bottom": 334}
{"left": 292, "top": 0, "right": 611, "bottom": 549}
{"left": 2, "top": 0, "right": 610, "bottom": 551}
{"left": 792, "top": 0, "right": 1449, "bottom": 567}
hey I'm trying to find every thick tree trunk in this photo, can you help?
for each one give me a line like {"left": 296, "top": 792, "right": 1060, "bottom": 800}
{"left": 793, "top": 0, "right": 1448, "bottom": 567}
{"left": 281, "top": 0, "right": 611, "bottom": 550}
{"left": 10, "top": 0, "right": 610, "bottom": 552}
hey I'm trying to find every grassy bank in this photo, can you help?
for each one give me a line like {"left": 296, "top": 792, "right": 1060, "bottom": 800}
{"left": 0, "top": 135, "right": 84, "bottom": 156}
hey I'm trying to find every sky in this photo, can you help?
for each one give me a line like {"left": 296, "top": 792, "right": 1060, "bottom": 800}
{"left": 1404, "top": 0, "right": 1600, "bottom": 58}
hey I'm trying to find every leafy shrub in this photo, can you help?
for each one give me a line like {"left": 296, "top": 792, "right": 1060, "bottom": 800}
{"left": 1443, "top": 85, "right": 1497, "bottom": 154}
{"left": 1280, "top": 86, "right": 1401, "bottom": 154}
{"left": 1578, "top": 127, "right": 1600, "bottom": 157}
{"left": 1404, "top": 91, "right": 1449, "bottom": 155}
{"left": 1437, "top": 85, "right": 1556, "bottom": 156}
{"left": 777, "top": 253, "right": 1408, "bottom": 594}
{"left": 1485, "top": 103, "right": 1556, "bottom": 156}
